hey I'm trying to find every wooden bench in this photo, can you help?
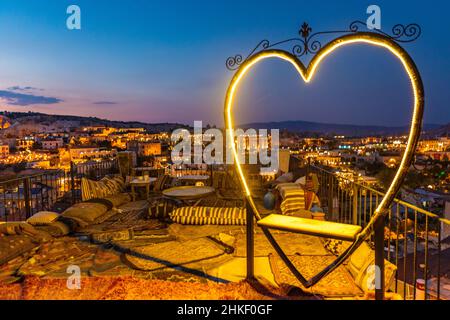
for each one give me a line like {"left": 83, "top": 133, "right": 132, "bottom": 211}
{"left": 257, "top": 214, "right": 362, "bottom": 241}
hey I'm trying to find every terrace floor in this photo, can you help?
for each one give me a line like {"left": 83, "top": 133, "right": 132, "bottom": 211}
{"left": 0, "top": 199, "right": 370, "bottom": 300}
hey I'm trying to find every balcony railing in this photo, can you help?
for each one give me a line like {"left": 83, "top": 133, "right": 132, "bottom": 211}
{"left": 0, "top": 159, "right": 119, "bottom": 222}
{"left": 167, "top": 164, "right": 213, "bottom": 177}
{"left": 0, "top": 170, "right": 69, "bottom": 222}
{"left": 307, "top": 164, "right": 450, "bottom": 300}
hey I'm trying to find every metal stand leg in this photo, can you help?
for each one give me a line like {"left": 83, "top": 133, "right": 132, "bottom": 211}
{"left": 246, "top": 200, "right": 255, "bottom": 280}
{"left": 374, "top": 215, "right": 385, "bottom": 300}
{"left": 131, "top": 185, "right": 136, "bottom": 202}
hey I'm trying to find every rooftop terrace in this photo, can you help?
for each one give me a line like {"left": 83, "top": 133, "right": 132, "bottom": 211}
{"left": 0, "top": 159, "right": 448, "bottom": 300}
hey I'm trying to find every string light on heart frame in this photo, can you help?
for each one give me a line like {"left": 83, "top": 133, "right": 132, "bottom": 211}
{"left": 224, "top": 21, "right": 424, "bottom": 288}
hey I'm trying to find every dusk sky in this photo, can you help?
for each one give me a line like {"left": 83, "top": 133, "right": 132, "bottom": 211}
{"left": 0, "top": 0, "right": 449, "bottom": 127}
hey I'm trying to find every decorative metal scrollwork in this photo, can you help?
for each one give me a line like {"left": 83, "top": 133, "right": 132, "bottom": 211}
{"left": 226, "top": 20, "right": 422, "bottom": 71}
{"left": 225, "top": 55, "right": 243, "bottom": 70}
{"left": 349, "top": 20, "right": 421, "bottom": 43}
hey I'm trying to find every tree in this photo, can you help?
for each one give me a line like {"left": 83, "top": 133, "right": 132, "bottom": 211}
{"left": 404, "top": 170, "right": 429, "bottom": 189}
{"left": 364, "top": 161, "right": 386, "bottom": 176}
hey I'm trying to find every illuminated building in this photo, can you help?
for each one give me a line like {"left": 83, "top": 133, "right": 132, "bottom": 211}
{"left": 69, "top": 146, "right": 117, "bottom": 161}
{"left": 16, "top": 137, "right": 35, "bottom": 150}
{"left": 362, "top": 137, "right": 382, "bottom": 144}
{"left": 424, "top": 151, "right": 450, "bottom": 161}
{"left": 0, "top": 144, "right": 9, "bottom": 158}
{"left": 418, "top": 137, "right": 450, "bottom": 152}
{"left": 127, "top": 141, "right": 162, "bottom": 156}
{"left": 42, "top": 139, "right": 64, "bottom": 150}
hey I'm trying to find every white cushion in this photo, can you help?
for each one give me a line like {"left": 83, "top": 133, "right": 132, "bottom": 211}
{"left": 295, "top": 176, "right": 306, "bottom": 184}
{"left": 26, "top": 211, "right": 59, "bottom": 225}
{"left": 275, "top": 172, "right": 294, "bottom": 183}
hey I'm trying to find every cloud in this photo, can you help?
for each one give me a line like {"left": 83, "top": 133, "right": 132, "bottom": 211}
{"left": 0, "top": 90, "right": 63, "bottom": 106}
{"left": 7, "top": 86, "right": 43, "bottom": 92}
{"left": 93, "top": 101, "right": 117, "bottom": 105}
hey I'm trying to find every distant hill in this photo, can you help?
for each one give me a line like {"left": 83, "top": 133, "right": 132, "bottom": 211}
{"left": 240, "top": 120, "right": 442, "bottom": 137}
{"left": 426, "top": 123, "right": 450, "bottom": 137}
{"left": 0, "top": 111, "right": 189, "bottom": 136}
{"left": 1, "top": 111, "right": 445, "bottom": 137}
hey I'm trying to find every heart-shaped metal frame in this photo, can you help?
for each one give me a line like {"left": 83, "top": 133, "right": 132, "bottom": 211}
{"left": 224, "top": 32, "right": 424, "bottom": 287}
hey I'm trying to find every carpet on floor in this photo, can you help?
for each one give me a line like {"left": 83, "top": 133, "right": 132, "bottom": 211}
{"left": 168, "top": 224, "right": 244, "bottom": 241}
{"left": 269, "top": 253, "right": 363, "bottom": 298}
{"left": 234, "top": 232, "right": 329, "bottom": 257}
{"left": 122, "top": 237, "right": 234, "bottom": 275}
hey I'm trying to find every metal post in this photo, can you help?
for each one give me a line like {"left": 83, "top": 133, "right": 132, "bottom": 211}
{"left": 352, "top": 184, "right": 358, "bottom": 225}
{"left": 23, "top": 178, "right": 32, "bottom": 219}
{"left": 246, "top": 199, "right": 255, "bottom": 280}
{"left": 328, "top": 174, "right": 333, "bottom": 219}
{"left": 306, "top": 157, "right": 311, "bottom": 175}
{"left": 374, "top": 215, "right": 385, "bottom": 300}
{"left": 70, "top": 161, "right": 76, "bottom": 204}
{"left": 437, "top": 222, "right": 441, "bottom": 300}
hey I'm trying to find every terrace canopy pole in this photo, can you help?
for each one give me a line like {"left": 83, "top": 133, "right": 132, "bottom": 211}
{"left": 225, "top": 20, "right": 424, "bottom": 300}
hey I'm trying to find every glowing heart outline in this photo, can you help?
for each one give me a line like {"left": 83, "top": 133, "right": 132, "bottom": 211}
{"left": 224, "top": 32, "right": 424, "bottom": 287}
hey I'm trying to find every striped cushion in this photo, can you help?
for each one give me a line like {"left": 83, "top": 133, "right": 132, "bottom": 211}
{"left": 277, "top": 183, "right": 306, "bottom": 215}
{"left": 81, "top": 178, "right": 93, "bottom": 201}
{"left": 277, "top": 183, "right": 320, "bottom": 215}
{"left": 110, "top": 176, "right": 126, "bottom": 190}
{"left": 81, "top": 178, "right": 105, "bottom": 200}
{"left": 154, "top": 175, "right": 169, "bottom": 191}
{"left": 92, "top": 179, "right": 109, "bottom": 199}
{"left": 81, "top": 176, "right": 126, "bottom": 201}
{"left": 278, "top": 184, "right": 305, "bottom": 199}
{"left": 101, "top": 176, "right": 123, "bottom": 195}
{"left": 170, "top": 207, "right": 246, "bottom": 225}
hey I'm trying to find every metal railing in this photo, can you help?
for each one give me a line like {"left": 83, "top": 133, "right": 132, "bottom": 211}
{"left": 0, "top": 159, "right": 119, "bottom": 221}
{"left": 0, "top": 170, "right": 69, "bottom": 221}
{"left": 72, "top": 159, "right": 119, "bottom": 180}
{"left": 166, "top": 164, "right": 214, "bottom": 178}
{"left": 307, "top": 164, "right": 450, "bottom": 300}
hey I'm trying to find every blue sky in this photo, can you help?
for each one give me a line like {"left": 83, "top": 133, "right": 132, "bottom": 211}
{"left": 0, "top": 0, "right": 449, "bottom": 126}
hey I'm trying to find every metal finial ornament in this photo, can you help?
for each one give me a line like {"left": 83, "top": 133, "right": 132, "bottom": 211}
{"left": 298, "top": 22, "right": 313, "bottom": 56}
{"left": 225, "top": 20, "right": 422, "bottom": 70}
{"left": 299, "top": 22, "right": 312, "bottom": 38}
